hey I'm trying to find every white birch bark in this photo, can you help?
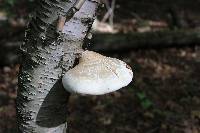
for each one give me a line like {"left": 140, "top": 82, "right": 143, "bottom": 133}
{"left": 17, "top": 0, "right": 98, "bottom": 132}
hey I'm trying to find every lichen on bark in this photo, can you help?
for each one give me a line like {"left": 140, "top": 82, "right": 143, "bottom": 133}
{"left": 17, "top": 0, "right": 98, "bottom": 132}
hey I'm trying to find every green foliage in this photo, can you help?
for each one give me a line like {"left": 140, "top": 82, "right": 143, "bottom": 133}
{"left": 0, "top": 0, "right": 35, "bottom": 17}
{"left": 141, "top": 99, "right": 153, "bottom": 109}
{"left": 136, "top": 92, "right": 146, "bottom": 99}
{"left": 1, "top": 0, "right": 16, "bottom": 17}
{"left": 6, "top": 0, "right": 16, "bottom": 6}
{"left": 136, "top": 92, "right": 153, "bottom": 109}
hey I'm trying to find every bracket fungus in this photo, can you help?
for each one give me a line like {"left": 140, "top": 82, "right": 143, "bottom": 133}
{"left": 62, "top": 50, "right": 133, "bottom": 95}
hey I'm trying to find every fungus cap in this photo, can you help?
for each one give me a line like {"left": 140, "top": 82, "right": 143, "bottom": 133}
{"left": 62, "top": 50, "right": 133, "bottom": 95}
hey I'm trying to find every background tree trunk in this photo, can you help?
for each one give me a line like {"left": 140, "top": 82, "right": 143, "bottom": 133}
{"left": 91, "top": 29, "right": 200, "bottom": 51}
{"left": 16, "top": 0, "right": 98, "bottom": 132}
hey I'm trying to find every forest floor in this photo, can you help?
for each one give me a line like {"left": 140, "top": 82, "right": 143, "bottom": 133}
{"left": 0, "top": 47, "right": 200, "bottom": 133}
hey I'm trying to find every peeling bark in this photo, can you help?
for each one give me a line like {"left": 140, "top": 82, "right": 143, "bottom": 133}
{"left": 17, "top": 0, "right": 98, "bottom": 132}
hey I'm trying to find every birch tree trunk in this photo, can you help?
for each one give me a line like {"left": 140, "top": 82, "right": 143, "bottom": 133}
{"left": 17, "top": 0, "right": 98, "bottom": 132}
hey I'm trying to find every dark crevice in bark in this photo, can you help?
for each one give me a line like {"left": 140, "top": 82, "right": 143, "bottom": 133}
{"left": 36, "top": 79, "right": 70, "bottom": 128}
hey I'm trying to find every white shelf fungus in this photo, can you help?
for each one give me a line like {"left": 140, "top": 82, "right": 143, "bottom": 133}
{"left": 62, "top": 50, "right": 133, "bottom": 95}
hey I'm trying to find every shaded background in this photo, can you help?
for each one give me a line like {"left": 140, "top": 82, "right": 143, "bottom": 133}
{"left": 0, "top": 0, "right": 200, "bottom": 132}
